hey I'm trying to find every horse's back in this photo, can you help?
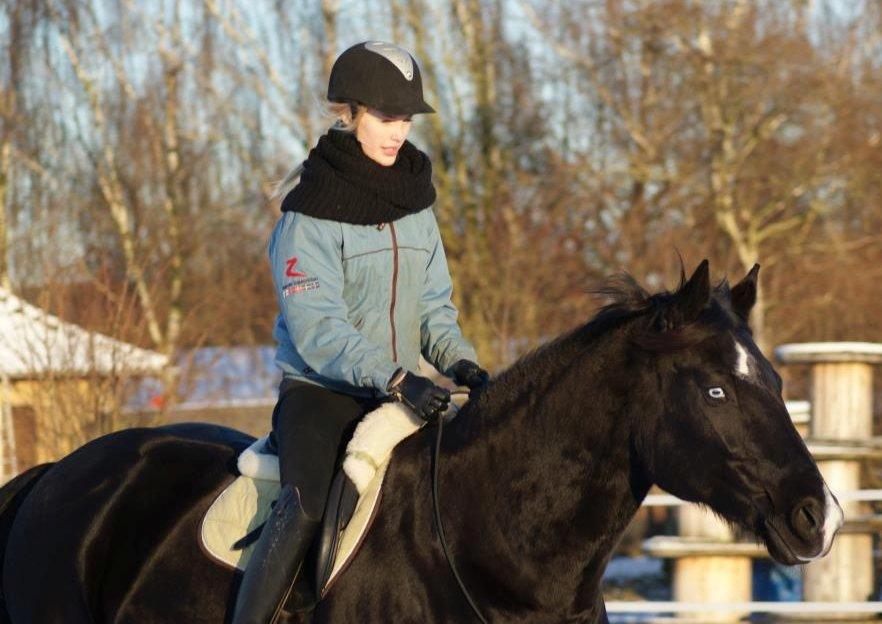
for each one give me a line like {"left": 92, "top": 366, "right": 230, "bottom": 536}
{"left": 4, "top": 423, "right": 253, "bottom": 623}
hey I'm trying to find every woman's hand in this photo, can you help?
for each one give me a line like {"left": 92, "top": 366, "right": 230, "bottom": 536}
{"left": 448, "top": 360, "right": 490, "bottom": 392}
{"left": 388, "top": 369, "right": 451, "bottom": 421}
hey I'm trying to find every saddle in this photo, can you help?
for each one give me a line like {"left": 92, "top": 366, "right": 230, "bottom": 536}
{"left": 200, "top": 401, "right": 425, "bottom": 600}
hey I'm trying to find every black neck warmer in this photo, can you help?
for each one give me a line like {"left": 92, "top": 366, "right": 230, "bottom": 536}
{"left": 280, "top": 129, "right": 436, "bottom": 225}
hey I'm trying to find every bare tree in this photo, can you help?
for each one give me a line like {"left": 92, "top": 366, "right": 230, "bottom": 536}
{"left": 0, "top": 0, "right": 45, "bottom": 291}
{"left": 519, "top": 0, "right": 880, "bottom": 351}
{"left": 5, "top": 0, "right": 882, "bottom": 394}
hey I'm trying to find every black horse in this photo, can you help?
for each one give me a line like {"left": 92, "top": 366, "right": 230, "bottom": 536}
{"left": 0, "top": 261, "right": 842, "bottom": 623}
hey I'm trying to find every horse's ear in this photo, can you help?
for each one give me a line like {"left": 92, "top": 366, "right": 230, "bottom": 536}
{"left": 673, "top": 259, "right": 711, "bottom": 325}
{"left": 730, "top": 264, "right": 760, "bottom": 322}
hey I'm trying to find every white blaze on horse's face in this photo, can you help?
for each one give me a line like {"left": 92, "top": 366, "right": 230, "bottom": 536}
{"left": 734, "top": 341, "right": 752, "bottom": 379}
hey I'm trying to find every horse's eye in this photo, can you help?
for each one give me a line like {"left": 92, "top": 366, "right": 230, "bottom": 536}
{"left": 708, "top": 387, "right": 726, "bottom": 400}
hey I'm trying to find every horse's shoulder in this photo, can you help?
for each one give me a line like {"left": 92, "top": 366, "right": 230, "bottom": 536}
{"left": 385, "top": 427, "right": 432, "bottom": 481}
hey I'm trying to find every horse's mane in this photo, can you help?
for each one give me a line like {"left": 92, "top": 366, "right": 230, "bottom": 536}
{"left": 462, "top": 270, "right": 735, "bottom": 420}
{"left": 590, "top": 271, "right": 732, "bottom": 352}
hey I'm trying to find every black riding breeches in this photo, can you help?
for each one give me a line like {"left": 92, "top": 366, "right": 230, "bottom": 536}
{"left": 269, "top": 380, "right": 381, "bottom": 519}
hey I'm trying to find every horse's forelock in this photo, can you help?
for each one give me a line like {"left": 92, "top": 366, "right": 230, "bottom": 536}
{"left": 592, "top": 273, "right": 737, "bottom": 354}
{"left": 592, "top": 273, "right": 651, "bottom": 311}
{"left": 593, "top": 272, "right": 727, "bottom": 315}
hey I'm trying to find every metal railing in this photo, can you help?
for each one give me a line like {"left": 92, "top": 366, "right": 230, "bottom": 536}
{"left": 642, "top": 489, "right": 882, "bottom": 506}
{"left": 607, "top": 489, "right": 882, "bottom": 619}
{"left": 606, "top": 601, "right": 882, "bottom": 614}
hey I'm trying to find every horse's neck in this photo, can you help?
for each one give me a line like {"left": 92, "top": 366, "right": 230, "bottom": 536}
{"left": 442, "top": 336, "right": 651, "bottom": 616}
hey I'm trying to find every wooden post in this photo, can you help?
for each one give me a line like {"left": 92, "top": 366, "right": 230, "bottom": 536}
{"left": 775, "top": 342, "right": 882, "bottom": 619}
{"left": 674, "top": 507, "right": 751, "bottom": 622}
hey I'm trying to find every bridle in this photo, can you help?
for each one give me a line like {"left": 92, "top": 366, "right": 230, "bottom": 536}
{"left": 432, "top": 390, "right": 490, "bottom": 624}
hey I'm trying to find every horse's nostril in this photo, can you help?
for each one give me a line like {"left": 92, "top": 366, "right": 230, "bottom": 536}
{"left": 801, "top": 506, "right": 817, "bottom": 528}
{"left": 791, "top": 497, "right": 823, "bottom": 540}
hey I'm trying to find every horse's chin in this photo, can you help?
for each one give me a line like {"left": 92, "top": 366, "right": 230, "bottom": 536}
{"left": 760, "top": 516, "right": 822, "bottom": 566}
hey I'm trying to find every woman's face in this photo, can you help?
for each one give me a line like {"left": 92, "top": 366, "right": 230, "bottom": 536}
{"left": 355, "top": 108, "right": 413, "bottom": 166}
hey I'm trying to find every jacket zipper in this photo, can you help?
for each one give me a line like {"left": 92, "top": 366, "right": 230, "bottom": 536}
{"left": 388, "top": 222, "right": 399, "bottom": 362}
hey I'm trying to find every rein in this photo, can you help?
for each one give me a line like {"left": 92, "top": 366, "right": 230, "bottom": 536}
{"left": 432, "top": 390, "right": 490, "bottom": 624}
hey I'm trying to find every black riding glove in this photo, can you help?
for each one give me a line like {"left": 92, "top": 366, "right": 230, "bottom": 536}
{"left": 448, "top": 359, "right": 490, "bottom": 391}
{"left": 387, "top": 369, "right": 451, "bottom": 421}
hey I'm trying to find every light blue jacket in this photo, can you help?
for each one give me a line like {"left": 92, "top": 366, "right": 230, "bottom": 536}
{"left": 269, "top": 208, "right": 478, "bottom": 398}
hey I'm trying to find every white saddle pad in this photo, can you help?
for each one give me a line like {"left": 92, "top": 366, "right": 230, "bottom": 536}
{"left": 199, "top": 402, "right": 423, "bottom": 590}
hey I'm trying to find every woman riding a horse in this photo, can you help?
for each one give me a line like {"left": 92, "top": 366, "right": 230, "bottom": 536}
{"left": 232, "top": 41, "right": 489, "bottom": 624}
{"left": 0, "top": 45, "right": 843, "bottom": 624}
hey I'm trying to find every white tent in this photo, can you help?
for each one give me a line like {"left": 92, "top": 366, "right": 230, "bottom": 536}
{"left": 0, "top": 288, "right": 168, "bottom": 378}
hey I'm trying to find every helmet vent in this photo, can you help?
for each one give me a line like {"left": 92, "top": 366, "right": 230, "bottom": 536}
{"left": 365, "top": 41, "right": 414, "bottom": 81}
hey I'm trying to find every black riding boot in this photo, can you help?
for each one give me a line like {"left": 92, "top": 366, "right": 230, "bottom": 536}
{"left": 231, "top": 484, "right": 320, "bottom": 624}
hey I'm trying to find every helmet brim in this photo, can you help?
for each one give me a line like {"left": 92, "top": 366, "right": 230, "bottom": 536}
{"left": 392, "top": 101, "right": 435, "bottom": 116}
{"left": 332, "top": 98, "right": 436, "bottom": 117}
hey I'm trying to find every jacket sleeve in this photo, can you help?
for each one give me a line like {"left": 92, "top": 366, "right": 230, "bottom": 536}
{"left": 269, "top": 213, "right": 399, "bottom": 393}
{"left": 420, "top": 213, "right": 479, "bottom": 376}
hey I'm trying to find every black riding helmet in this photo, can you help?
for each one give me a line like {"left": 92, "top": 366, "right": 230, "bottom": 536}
{"left": 327, "top": 41, "right": 435, "bottom": 116}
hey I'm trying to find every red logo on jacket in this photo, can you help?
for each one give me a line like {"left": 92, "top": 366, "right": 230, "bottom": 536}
{"left": 285, "top": 257, "right": 307, "bottom": 278}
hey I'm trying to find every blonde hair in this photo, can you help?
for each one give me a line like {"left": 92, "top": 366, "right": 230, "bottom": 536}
{"left": 270, "top": 102, "right": 367, "bottom": 202}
